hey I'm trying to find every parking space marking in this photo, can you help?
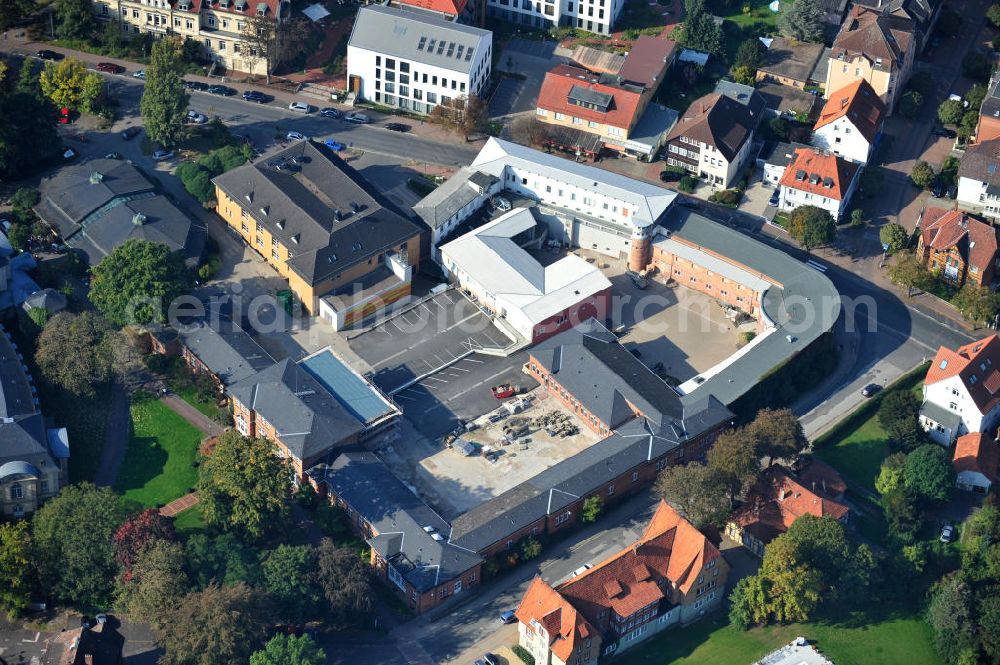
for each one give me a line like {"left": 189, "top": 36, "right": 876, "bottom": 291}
{"left": 378, "top": 348, "right": 410, "bottom": 365}
{"left": 465, "top": 357, "right": 484, "bottom": 363}
{"left": 450, "top": 365, "right": 471, "bottom": 372}
{"left": 424, "top": 403, "right": 445, "bottom": 415}
{"left": 424, "top": 376, "right": 449, "bottom": 384}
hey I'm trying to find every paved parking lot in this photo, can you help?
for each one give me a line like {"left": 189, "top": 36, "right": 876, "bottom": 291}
{"left": 489, "top": 39, "right": 566, "bottom": 118}
{"left": 0, "top": 620, "right": 59, "bottom": 665}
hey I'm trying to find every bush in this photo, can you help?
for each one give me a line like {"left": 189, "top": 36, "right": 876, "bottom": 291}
{"left": 521, "top": 537, "right": 542, "bottom": 560}
{"left": 910, "top": 161, "right": 935, "bottom": 189}
{"left": 198, "top": 255, "right": 220, "bottom": 281}
{"left": 963, "top": 51, "right": 993, "bottom": 83}
{"left": 512, "top": 645, "right": 536, "bottom": 665}
{"left": 898, "top": 90, "right": 924, "bottom": 119}
{"left": 989, "top": 3, "right": 1000, "bottom": 28}
{"left": 708, "top": 189, "right": 741, "bottom": 207}
{"left": 678, "top": 175, "right": 697, "bottom": 193}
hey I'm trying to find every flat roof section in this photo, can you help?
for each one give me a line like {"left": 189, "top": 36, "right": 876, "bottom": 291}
{"left": 299, "top": 348, "right": 399, "bottom": 425}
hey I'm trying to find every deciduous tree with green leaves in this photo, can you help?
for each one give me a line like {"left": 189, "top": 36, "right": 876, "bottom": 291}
{"left": 910, "top": 161, "right": 936, "bottom": 189}
{"left": 158, "top": 583, "right": 270, "bottom": 665}
{"left": 581, "top": 495, "right": 602, "bottom": 523}
{"left": 89, "top": 239, "right": 194, "bottom": 326}
{"left": 887, "top": 252, "right": 934, "bottom": 296}
{"left": 875, "top": 452, "right": 907, "bottom": 495}
{"left": 250, "top": 634, "right": 326, "bottom": 665}
{"left": 787, "top": 205, "right": 835, "bottom": 250}
{"left": 904, "top": 444, "right": 953, "bottom": 504}
{"left": 35, "top": 311, "right": 117, "bottom": 397}
{"left": 115, "top": 539, "right": 190, "bottom": 628}
{"left": 0, "top": 0, "right": 35, "bottom": 31}
{"left": 880, "top": 222, "right": 908, "bottom": 253}
{"left": 32, "top": 483, "right": 126, "bottom": 608}
{"left": 0, "top": 521, "right": 33, "bottom": 617}
{"left": 315, "top": 538, "right": 374, "bottom": 627}
{"left": 938, "top": 99, "right": 965, "bottom": 125}
{"left": 39, "top": 58, "right": 104, "bottom": 114}
{"left": 779, "top": 0, "right": 824, "bottom": 42}
{"left": 653, "top": 462, "right": 730, "bottom": 528}
{"left": 706, "top": 427, "right": 760, "bottom": 502}
{"left": 953, "top": 283, "right": 1000, "bottom": 324}
{"left": 261, "top": 544, "right": 322, "bottom": 625}
{"left": 140, "top": 37, "right": 190, "bottom": 149}
{"left": 198, "top": 431, "right": 291, "bottom": 541}
{"left": 53, "top": 0, "right": 95, "bottom": 41}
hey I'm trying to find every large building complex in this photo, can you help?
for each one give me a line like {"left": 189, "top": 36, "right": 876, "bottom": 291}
{"left": 346, "top": 4, "right": 492, "bottom": 115}
{"left": 212, "top": 141, "right": 424, "bottom": 325}
{"left": 486, "top": 0, "right": 625, "bottom": 35}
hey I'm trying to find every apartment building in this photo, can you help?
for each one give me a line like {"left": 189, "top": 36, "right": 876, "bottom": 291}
{"left": 346, "top": 4, "right": 492, "bottom": 115}
{"left": 825, "top": 5, "right": 917, "bottom": 114}
{"left": 921, "top": 335, "right": 1000, "bottom": 446}
{"left": 516, "top": 501, "right": 729, "bottom": 663}
{"left": 91, "top": 0, "right": 286, "bottom": 76}
{"left": 777, "top": 148, "right": 861, "bottom": 221}
{"left": 957, "top": 138, "right": 1000, "bottom": 221}
{"left": 486, "top": 0, "right": 625, "bottom": 35}
{"left": 916, "top": 207, "right": 1000, "bottom": 289}
{"left": 212, "top": 141, "right": 423, "bottom": 324}
{"left": 811, "top": 79, "right": 886, "bottom": 165}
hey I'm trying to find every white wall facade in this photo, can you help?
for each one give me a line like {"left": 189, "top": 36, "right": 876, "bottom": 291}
{"left": 811, "top": 118, "right": 873, "bottom": 164}
{"left": 922, "top": 377, "right": 1000, "bottom": 442}
{"left": 778, "top": 171, "right": 859, "bottom": 221}
{"left": 957, "top": 176, "right": 1000, "bottom": 221}
{"left": 347, "top": 37, "right": 491, "bottom": 115}
{"left": 486, "top": 0, "right": 624, "bottom": 35}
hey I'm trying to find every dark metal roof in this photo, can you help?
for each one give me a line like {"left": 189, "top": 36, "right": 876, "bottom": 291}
{"left": 175, "top": 317, "right": 275, "bottom": 386}
{"left": 568, "top": 84, "right": 613, "bottom": 111}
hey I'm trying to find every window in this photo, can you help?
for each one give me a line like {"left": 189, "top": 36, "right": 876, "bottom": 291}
{"left": 386, "top": 58, "right": 396, "bottom": 69}
{"left": 554, "top": 511, "right": 572, "bottom": 526}
{"left": 572, "top": 116, "right": 582, "bottom": 125}
{"left": 272, "top": 250, "right": 279, "bottom": 260}
{"left": 554, "top": 112, "right": 565, "bottom": 120}
{"left": 387, "top": 565, "right": 406, "bottom": 591}
{"left": 241, "top": 222, "right": 249, "bottom": 232}
{"left": 10, "top": 483, "right": 23, "bottom": 500}
{"left": 631, "top": 471, "right": 639, "bottom": 482}
{"left": 607, "top": 484, "right": 615, "bottom": 496}
{"left": 588, "top": 120, "right": 598, "bottom": 128}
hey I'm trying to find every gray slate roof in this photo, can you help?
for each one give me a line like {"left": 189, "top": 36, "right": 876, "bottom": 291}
{"left": 959, "top": 138, "right": 1000, "bottom": 187}
{"left": 21, "top": 288, "right": 68, "bottom": 315}
{"left": 0, "top": 325, "right": 55, "bottom": 467}
{"left": 213, "top": 141, "right": 422, "bottom": 286}
{"left": 349, "top": 4, "right": 491, "bottom": 75}
{"left": 315, "top": 452, "right": 482, "bottom": 592}
{"left": 176, "top": 317, "right": 274, "bottom": 386}
{"left": 758, "top": 37, "right": 826, "bottom": 83}
{"left": 412, "top": 166, "right": 491, "bottom": 231}
{"left": 228, "top": 358, "right": 364, "bottom": 462}
{"left": 759, "top": 141, "right": 811, "bottom": 168}
{"left": 919, "top": 400, "right": 962, "bottom": 433}
{"left": 982, "top": 74, "right": 1000, "bottom": 122}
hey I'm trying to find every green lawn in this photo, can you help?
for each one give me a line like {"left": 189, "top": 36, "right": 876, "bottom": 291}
{"left": 113, "top": 397, "right": 203, "bottom": 508}
{"left": 718, "top": 0, "right": 782, "bottom": 32}
{"left": 814, "top": 365, "right": 927, "bottom": 491}
{"left": 172, "top": 505, "right": 206, "bottom": 535}
{"left": 174, "top": 383, "right": 224, "bottom": 421}
{"left": 617, "top": 608, "right": 942, "bottom": 665}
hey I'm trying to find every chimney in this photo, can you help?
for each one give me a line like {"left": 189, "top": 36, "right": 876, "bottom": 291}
{"left": 85, "top": 656, "right": 94, "bottom": 665}
{"left": 778, "top": 489, "right": 786, "bottom": 501}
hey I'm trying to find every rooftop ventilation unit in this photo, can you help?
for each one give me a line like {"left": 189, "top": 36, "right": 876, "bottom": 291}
{"left": 89, "top": 172, "right": 104, "bottom": 184}
{"left": 132, "top": 212, "right": 147, "bottom": 225}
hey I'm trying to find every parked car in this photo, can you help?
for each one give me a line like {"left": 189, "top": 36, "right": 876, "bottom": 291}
{"left": 932, "top": 180, "right": 945, "bottom": 198}
{"left": 320, "top": 107, "right": 341, "bottom": 119}
{"left": 493, "top": 196, "right": 512, "bottom": 212}
{"left": 103, "top": 151, "right": 120, "bottom": 159}
{"left": 121, "top": 126, "right": 141, "bottom": 140}
{"left": 768, "top": 190, "right": 780, "bottom": 207}
{"left": 324, "top": 138, "right": 345, "bottom": 151}
{"left": 940, "top": 524, "right": 955, "bottom": 543}
{"left": 186, "top": 110, "right": 208, "bottom": 124}
{"left": 152, "top": 150, "right": 174, "bottom": 161}
{"left": 286, "top": 131, "right": 308, "bottom": 141}
{"left": 183, "top": 80, "right": 209, "bottom": 91}
{"left": 288, "top": 101, "right": 315, "bottom": 113}
{"left": 659, "top": 169, "right": 683, "bottom": 182}
{"left": 96, "top": 62, "right": 125, "bottom": 74}
{"left": 933, "top": 126, "right": 957, "bottom": 139}
{"left": 207, "top": 85, "right": 235, "bottom": 96}
{"left": 36, "top": 49, "right": 62, "bottom": 61}
{"left": 242, "top": 90, "right": 269, "bottom": 103}
{"left": 861, "top": 383, "right": 881, "bottom": 398}
{"left": 482, "top": 654, "right": 499, "bottom": 665}
{"left": 626, "top": 270, "right": 648, "bottom": 289}
{"left": 344, "top": 112, "right": 370, "bottom": 124}
{"left": 132, "top": 70, "right": 146, "bottom": 79}
{"left": 63, "top": 148, "right": 77, "bottom": 160}
{"left": 499, "top": 610, "right": 517, "bottom": 624}
{"left": 385, "top": 122, "right": 411, "bottom": 132}
{"left": 572, "top": 564, "right": 593, "bottom": 577}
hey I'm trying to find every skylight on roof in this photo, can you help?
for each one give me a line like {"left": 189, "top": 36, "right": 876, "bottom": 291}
{"left": 990, "top": 164, "right": 998, "bottom": 174}
{"left": 940, "top": 360, "right": 948, "bottom": 369}
{"left": 465, "top": 49, "right": 473, "bottom": 61}
{"left": 456, "top": 44, "right": 464, "bottom": 59}
{"left": 418, "top": 36, "right": 427, "bottom": 50}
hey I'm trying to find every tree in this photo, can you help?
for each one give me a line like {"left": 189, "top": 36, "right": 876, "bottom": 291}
{"left": 89, "top": 239, "right": 194, "bottom": 326}
{"left": 115, "top": 539, "right": 190, "bottom": 628}
{"left": 899, "top": 89, "right": 925, "bottom": 119}
{"left": 850, "top": 208, "right": 864, "bottom": 228}
{"left": 875, "top": 452, "right": 907, "bottom": 495}
{"left": 879, "top": 222, "right": 908, "bottom": 253}
{"left": 261, "top": 545, "right": 322, "bottom": 625}
{"left": 731, "top": 65, "right": 755, "bottom": 86}
{"left": 953, "top": 283, "right": 1000, "bottom": 324}
{"left": 779, "top": 0, "right": 824, "bottom": 42}
{"left": 963, "top": 51, "right": 993, "bottom": 83}
{"left": 183, "top": 532, "right": 262, "bottom": 590}
{"left": 521, "top": 537, "right": 542, "bottom": 560}
{"left": 100, "top": 18, "right": 127, "bottom": 56}
{"left": 938, "top": 99, "right": 965, "bottom": 126}
{"left": 787, "top": 205, "right": 835, "bottom": 250}
{"left": 904, "top": 444, "right": 953, "bottom": 504}
{"left": 9, "top": 187, "right": 39, "bottom": 225}
{"left": 960, "top": 109, "right": 980, "bottom": 141}
{"left": 114, "top": 508, "right": 176, "bottom": 578}
{"left": 654, "top": 462, "right": 730, "bottom": 528}
{"left": 510, "top": 115, "right": 553, "bottom": 147}
{"left": 39, "top": 59, "right": 104, "bottom": 114}
{"left": 989, "top": 3, "right": 1000, "bottom": 27}
{"left": 33, "top": 483, "right": 125, "bottom": 607}
{"left": 928, "top": 575, "right": 977, "bottom": 665}
{"left": 706, "top": 428, "right": 759, "bottom": 501}
{"left": 35, "top": 311, "right": 117, "bottom": 397}
{"left": 0, "top": 521, "right": 33, "bottom": 617}
{"left": 734, "top": 38, "right": 764, "bottom": 71}
{"left": 250, "top": 634, "right": 326, "bottom": 665}
{"left": 140, "top": 37, "right": 190, "bottom": 148}
{"left": 198, "top": 431, "right": 291, "bottom": 541}
{"left": 728, "top": 575, "right": 768, "bottom": 630}
{"left": 0, "top": 0, "right": 35, "bottom": 32}
{"left": 581, "top": 495, "right": 602, "bottom": 524}
{"left": 746, "top": 408, "right": 807, "bottom": 461}
{"left": 967, "top": 84, "right": 988, "bottom": 112}
{"left": 680, "top": 11, "right": 723, "bottom": 55}
{"left": 239, "top": 15, "right": 279, "bottom": 83}
{"left": 678, "top": 175, "right": 698, "bottom": 193}
{"left": 877, "top": 389, "right": 924, "bottom": 452}
{"left": 882, "top": 487, "right": 922, "bottom": 545}
{"left": 315, "top": 538, "right": 373, "bottom": 627}
{"left": 759, "top": 535, "right": 823, "bottom": 623}
{"left": 911, "top": 162, "right": 936, "bottom": 189}
{"left": 980, "top": 592, "right": 1000, "bottom": 662}
{"left": 429, "top": 95, "right": 488, "bottom": 140}
{"left": 53, "top": 0, "right": 95, "bottom": 41}
{"left": 157, "top": 583, "right": 269, "bottom": 665}
{"left": 888, "top": 252, "right": 933, "bottom": 296}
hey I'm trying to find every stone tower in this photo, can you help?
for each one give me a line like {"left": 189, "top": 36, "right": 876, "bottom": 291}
{"left": 628, "top": 225, "right": 651, "bottom": 273}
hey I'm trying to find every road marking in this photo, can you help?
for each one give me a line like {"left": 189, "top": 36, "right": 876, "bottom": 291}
{"left": 378, "top": 347, "right": 409, "bottom": 364}
{"left": 806, "top": 259, "right": 828, "bottom": 272}
{"left": 465, "top": 357, "right": 484, "bottom": 363}
{"left": 444, "top": 366, "right": 517, "bottom": 403}
{"left": 424, "top": 403, "right": 445, "bottom": 415}
{"left": 394, "top": 394, "right": 416, "bottom": 401}
{"left": 22, "top": 633, "right": 39, "bottom": 643}
{"left": 450, "top": 365, "right": 472, "bottom": 372}
{"left": 424, "top": 376, "right": 449, "bottom": 384}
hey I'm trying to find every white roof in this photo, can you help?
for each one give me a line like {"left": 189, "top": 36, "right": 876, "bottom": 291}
{"left": 441, "top": 208, "right": 612, "bottom": 325}
{"left": 302, "top": 3, "right": 330, "bottom": 21}
{"left": 470, "top": 138, "right": 677, "bottom": 228}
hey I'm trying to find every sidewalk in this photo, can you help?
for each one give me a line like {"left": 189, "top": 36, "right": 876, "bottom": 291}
{"left": 159, "top": 492, "right": 198, "bottom": 517}
{"left": 161, "top": 393, "right": 224, "bottom": 437}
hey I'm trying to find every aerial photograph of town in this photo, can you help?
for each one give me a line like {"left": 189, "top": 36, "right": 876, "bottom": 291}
{"left": 1, "top": 0, "right": 1000, "bottom": 661}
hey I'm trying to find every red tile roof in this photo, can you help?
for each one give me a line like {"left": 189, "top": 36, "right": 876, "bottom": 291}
{"left": 390, "top": 0, "right": 468, "bottom": 16}
{"left": 919, "top": 207, "right": 1000, "bottom": 279}
{"left": 730, "top": 467, "right": 850, "bottom": 544}
{"left": 778, "top": 148, "right": 861, "bottom": 201}
{"left": 199, "top": 0, "right": 283, "bottom": 17}
{"left": 795, "top": 457, "right": 847, "bottom": 499}
{"left": 925, "top": 334, "right": 1000, "bottom": 414}
{"left": 516, "top": 501, "right": 722, "bottom": 650}
{"left": 536, "top": 64, "right": 644, "bottom": 132}
{"left": 954, "top": 430, "right": 1000, "bottom": 483}
{"left": 832, "top": 5, "right": 916, "bottom": 69}
{"left": 814, "top": 79, "right": 886, "bottom": 144}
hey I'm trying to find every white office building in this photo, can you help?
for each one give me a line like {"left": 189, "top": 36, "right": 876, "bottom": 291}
{"left": 486, "top": 0, "right": 625, "bottom": 35}
{"left": 346, "top": 4, "right": 492, "bottom": 115}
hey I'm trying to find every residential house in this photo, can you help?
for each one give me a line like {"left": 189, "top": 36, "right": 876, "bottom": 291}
{"left": 516, "top": 501, "right": 729, "bottom": 663}
{"left": 954, "top": 430, "right": 1000, "bottom": 492}
{"left": 916, "top": 207, "right": 1000, "bottom": 288}
{"left": 976, "top": 73, "right": 1000, "bottom": 143}
{"left": 825, "top": 5, "right": 917, "bottom": 114}
{"left": 34, "top": 158, "right": 203, "bottom": 266}
{"left": 725, "top": 466, "right": 850, "bottom": 557}
{"left": 854, "top": 0, "right": 944, "bottom": 51}
{"left": 817, "top": 0, "right": 852, "bottom": 41}
{"left": 346, "top": 4, "right": 492, "bottom": 115}
{"left": 921, "top": 334, "right": 1000, "bottom": 445}
{"left": 957, "top": 138, "right": 1000, "bottom": 221}
{"left": 21, "top": 288, "right": 68, "bottom": 319}
{"left": 212, "top": 141, "right": 424, "bottom": 325}
{"left": 58, "top": 621, "right": 124, "bottom": 665}
{"left": 535, "top": 38, "right": 677, "bottom": 159}
{"left": 228, "top": 347, "right": 400, "bottom": 479}
{"left": 755, "top": 37, "right": 826, "bottom": 89}
{"left": 811, "top": 79, "right": 886, "bottom": 164}
{"left": 0, "top": 324, "right": 69, "bottom": 519}
{"left": 386, "top": 0, "right": 484, "bottom": 25}
{"left": 777, "top": 148, "right": 861, "bottom": 221}
{"left": 757, "top": 141, "right": 811, "bottom": 187}
{"left": 485, "top": 0, "right": 625, "bottom": 35}
{"left": 311, "top": 451, "right": 483, "bottom": 613}
{"left": 664, "top": 90, "right": 764, "bottom": 188}
{"left": 91, "top": 0, "right": 287, "bottom": 76}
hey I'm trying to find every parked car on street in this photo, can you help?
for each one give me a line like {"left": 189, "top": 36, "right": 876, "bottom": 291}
{"left": 768, "top": 190, "right": 780, "bottom": 207}
{"left": 183, "top": 80, "right": 209, "bottom": 91}
{"left": 186, "top": 110, "right": 208, "bottom": 124}
{"left": 320, "top": 107, "right": 341, "bottom": 119}
{"left": 132, "top": 70, "right": 146, "bottom": 79}
{"left": 861, "top": 383, "right": 881, "bottom": 397}
{"left": 37, "top": 49, "right": 62, "bottom": 60}
{"left": 121, "top": 126, "right": 141, "bottom": 140}
{"left": 385, "top": 122, "right": 411, "bottom": 132}
{"left": 96, "top": 62, "right": 126, "bottom": 74}
{"left": 499, "top": 610, "right": 516, "bottom": 624}
{"left": 344, "top": 112, "right": 370, "bottom": 123}
{"left": 242, "top": 90, "right": 270, "bottom": 103}
{"left": 940, "top": 524, "right": 955, "bottom": 543}
{"left": 152, "top": 150, "right": 174, "bottom": 161}
{"left": 104, "top": 152, "right": 120, "bottom": 159}
{"left": 207, "top": 85, "right": 235, "bottom": 96}
{"left": 286, "top": 131, "right": 308, "bottom": 141}
{"left": 933, "top": 126, "right": 957, "bottom": 139}
{"left": 288, "top": 101, "right": 315, "bottom": 113}
{"left": 659, "top": 169, "right": 683, "bottom": 182}
{"left": 572, "top": 564, "right": 593, "bottom": 577}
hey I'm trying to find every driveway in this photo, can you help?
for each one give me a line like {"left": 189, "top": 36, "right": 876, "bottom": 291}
{"left": 489, "top": 39, "right": 566, "bottom": 118}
